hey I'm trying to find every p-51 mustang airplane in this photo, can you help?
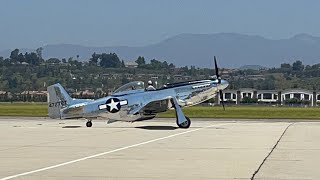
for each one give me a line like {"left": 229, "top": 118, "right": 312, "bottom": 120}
{"left": 48, "top": 57, "right": 229, "bottom": 128}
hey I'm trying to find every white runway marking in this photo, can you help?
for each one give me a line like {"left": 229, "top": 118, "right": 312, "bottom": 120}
{"left": 0, "top": 123, "right": 229, "bottom": 180}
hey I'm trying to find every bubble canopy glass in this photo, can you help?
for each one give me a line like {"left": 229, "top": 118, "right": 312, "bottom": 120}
{"left": 113, "top": 81, "right": 145, "bottom": 94}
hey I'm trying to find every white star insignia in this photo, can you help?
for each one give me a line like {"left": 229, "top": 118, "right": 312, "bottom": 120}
{"left": 107, "top": 99, "right": 119, "bottom": 111}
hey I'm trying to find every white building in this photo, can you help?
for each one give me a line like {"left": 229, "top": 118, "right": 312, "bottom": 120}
{"left": 220, "top": 88, "right": 319, "bottom": 106}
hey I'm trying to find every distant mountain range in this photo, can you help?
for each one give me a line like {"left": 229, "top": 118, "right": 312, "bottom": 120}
{"left": 1, "top": 33, "right": 320, "bottom": 68}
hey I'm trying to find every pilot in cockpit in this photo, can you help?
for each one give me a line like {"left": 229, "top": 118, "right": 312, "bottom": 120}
{"left": 146, "top": 80, "right": 156, "bottom": 91}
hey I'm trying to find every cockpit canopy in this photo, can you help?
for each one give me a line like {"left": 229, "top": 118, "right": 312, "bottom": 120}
{"left": 113, "top": 81, "right": 145, "bottom": 94}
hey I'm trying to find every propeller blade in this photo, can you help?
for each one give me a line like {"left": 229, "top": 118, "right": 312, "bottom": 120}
{"left": 214, "top": 56, "right": 221, "bottom": 83}
{"left": 214, "top": 56, "right": 218, "bottom": 76}
{"left": 219, "top": 90, "right": 225, "bottom": 111}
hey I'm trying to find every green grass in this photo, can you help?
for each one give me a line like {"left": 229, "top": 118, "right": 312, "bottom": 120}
{"left": 157, "top": 106, "right": 320, "bottom": 119}
{"left": 1, "top": 103, "right": 320, "bottom": 119}
{"left": 0, "top": 102, "right": 47, "bottom": 116}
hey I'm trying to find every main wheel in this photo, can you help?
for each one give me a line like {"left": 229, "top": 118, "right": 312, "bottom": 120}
{"left": 177, "top": 116, "right": 191, "bottom": 128}
{"left": 86, "top": 121, "right": 92, "bottom": 127}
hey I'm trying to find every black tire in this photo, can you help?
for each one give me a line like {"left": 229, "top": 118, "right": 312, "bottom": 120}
{"left": 86, "top": 121, "right": 92, "bottom": 127}
{"left": 177, "top": 116, "right": 191, "bottom": 128}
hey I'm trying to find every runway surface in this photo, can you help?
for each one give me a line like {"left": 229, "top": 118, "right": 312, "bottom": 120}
{"left": 0, "top": 117, "right": 319, "bottom": 179}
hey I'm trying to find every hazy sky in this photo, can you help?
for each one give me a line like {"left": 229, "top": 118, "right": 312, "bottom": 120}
{"left": 0, "top": 0, "right": 320, "bottom": 50}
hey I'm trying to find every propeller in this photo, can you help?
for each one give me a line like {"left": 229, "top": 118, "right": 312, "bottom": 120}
{"left": 214, "top": 56, "right": 225, "bottom": 110}
{"left": 214, "top": 56, "right": 221, "bottom": 84}
{"left": 219, "top": 90, "right": 225, "bottom": 111}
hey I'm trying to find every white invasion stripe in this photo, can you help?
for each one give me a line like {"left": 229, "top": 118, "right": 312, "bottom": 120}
{"left": 98, "top": 104, "right": 107, "bottom": 110}
{"left": 0, "top": 123, "right": 229, "bottom": 180}
{"left": 120, "top": 100, "right": 128, "bottom": 105}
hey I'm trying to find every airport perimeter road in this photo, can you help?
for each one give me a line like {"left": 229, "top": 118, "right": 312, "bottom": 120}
{"left": 0, "top": 118, "right": 318, "bottom": 179}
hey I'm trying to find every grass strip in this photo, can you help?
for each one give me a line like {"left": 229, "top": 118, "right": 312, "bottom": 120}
{"left": 1, "top": 103, "right": 320, "bottom": 119}
{"left": 157, "top": 106, "right": 320, "bottom": 119}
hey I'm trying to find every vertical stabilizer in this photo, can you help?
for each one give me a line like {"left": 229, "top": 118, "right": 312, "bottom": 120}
{"left": 47, "top": 83, "right": 73, "bottom": 119}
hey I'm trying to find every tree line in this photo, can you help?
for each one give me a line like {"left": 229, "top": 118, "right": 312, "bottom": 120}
{"left": 2, "top": 48, "right": 320, "bottom": 95}
{"left": 0, "top": 48, "right": 212, "bottom": 94}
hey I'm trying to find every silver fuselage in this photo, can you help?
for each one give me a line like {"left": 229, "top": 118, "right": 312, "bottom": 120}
{"left": 60, "top": 79, "right": 228, "bottom": 121}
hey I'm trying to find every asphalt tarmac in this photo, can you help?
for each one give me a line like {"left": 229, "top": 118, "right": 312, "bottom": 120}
{"left": 0, "top": 117, "right": 319, "bottom": 179}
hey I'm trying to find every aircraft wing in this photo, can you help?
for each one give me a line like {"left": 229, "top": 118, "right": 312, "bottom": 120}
{"left": 127, "top": 95, "right": 173, "bottom": 116}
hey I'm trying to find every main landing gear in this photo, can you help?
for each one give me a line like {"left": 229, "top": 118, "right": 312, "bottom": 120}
{"left": 177, "top": 116, "right": 191, "bottom": 128}
{"left": 86, "top": 120, "right": 92, "bottom": 127}
{"left": 171, "top": 98, "right": 191, "bottom": 129}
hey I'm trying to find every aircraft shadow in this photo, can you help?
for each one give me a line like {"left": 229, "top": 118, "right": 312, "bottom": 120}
{"left": 62, "top": 126, "right": 82, "bottom": 128}
{"left": 135, "top": 125, "right": 178, "bottom": 130}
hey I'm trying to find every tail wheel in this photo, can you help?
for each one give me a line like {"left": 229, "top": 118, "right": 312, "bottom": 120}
{"left": 177, "top": 116, "right": 191, "bottom": 128}
{"left": 86, "top": 121, "right": 92, "bottom": 127}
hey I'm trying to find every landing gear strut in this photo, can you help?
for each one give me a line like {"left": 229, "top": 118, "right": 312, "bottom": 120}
{"left": 86, "top": 120, "right": 92, "bottom": 127}
{"left": 171, "top": 98, "right": 191, "bottom": 129}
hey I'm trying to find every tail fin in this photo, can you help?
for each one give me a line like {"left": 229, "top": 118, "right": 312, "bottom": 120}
{"left": 47, "top": 83, "right": 73, "bottom": 119}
